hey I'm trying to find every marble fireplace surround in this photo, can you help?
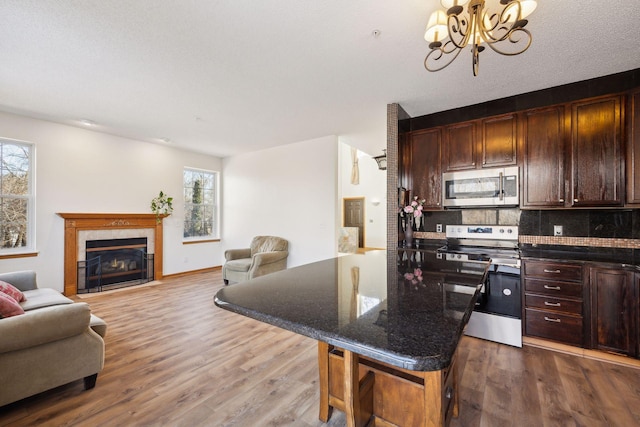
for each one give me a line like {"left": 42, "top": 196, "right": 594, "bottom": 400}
{"left": 57, "top": 213, "right": 165, "bottom": 296}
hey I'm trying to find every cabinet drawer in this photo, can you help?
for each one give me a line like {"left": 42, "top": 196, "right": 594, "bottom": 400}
{"left": 525, "top": 294, "right": 583, "bottom": 315}
{"left": 524, "top": 278, "right": 583, "bottom": 298}
{"left": 523, "top": 261, "right": 582, "bottom": 282}
{"left": 525, "top": 308, "right": 583, "bottom": 346}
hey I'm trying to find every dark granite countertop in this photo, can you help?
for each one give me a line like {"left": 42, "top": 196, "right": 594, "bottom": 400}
{"left": 520, "top": 244, "right": 640, "bottom": 270}
{"left": 214, "top": 250, "right": 488, "bottom": 371}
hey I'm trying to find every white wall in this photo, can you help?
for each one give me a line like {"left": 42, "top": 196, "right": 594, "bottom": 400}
{"left": 338, "top": 104, "right": 387, "bottom": 157}
{"left": 338, "top": 142, "right": 387, "bottom": 249}
{"left": 336, "top": 105, "right": 387, "bottom": 249}
{"left": 0, "top": 111, "right": 223, "bottom": 291}
{"left": 222, "top": 136, "right": 339, "bottom": 267}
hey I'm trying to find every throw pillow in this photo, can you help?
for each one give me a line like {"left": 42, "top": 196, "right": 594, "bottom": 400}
{"left": 0, "top": 280, "right": 26, "bottom": 303}
{"left": 0, "top": 292, "right": 25, "bottom": 318}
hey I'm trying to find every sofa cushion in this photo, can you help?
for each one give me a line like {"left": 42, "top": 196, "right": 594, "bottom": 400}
{"left": 0, "top": 280, "right": 26, "bottom": 303}
{"left": 0, "top": 303, "right": 91, "bottom": 353}
{"left": 21, "top": 288, "right": 73, "bottom": 311}
{"left": 224, "top": 258, "right": 252, "bottom": 273}
{"left": 0, "top": 270, "right": 37, "bottom": 292}
{"left": 89, "top": 314, "right": 108, "bottom": 338}
{"left": 0, "top": 292, "right": 24, "bottom": 318}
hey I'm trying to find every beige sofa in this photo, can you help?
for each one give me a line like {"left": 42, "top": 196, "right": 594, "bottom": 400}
{"left": 0, "top": 270, "right": 106, "bottom": 407}
{"left": 223, "top": 236, "right": 289, "bottom": 284}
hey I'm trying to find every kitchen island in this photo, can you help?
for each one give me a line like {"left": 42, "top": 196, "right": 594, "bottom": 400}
{"left": 214, "top": 250, "right": 488, "bottom": 427}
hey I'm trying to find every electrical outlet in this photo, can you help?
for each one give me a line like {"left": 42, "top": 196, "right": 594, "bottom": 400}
{"left": 436, "top": 224, "right": 443, "bottom": 233}
{"left": 554, "top": 225, "right": 563, "bottom": 236}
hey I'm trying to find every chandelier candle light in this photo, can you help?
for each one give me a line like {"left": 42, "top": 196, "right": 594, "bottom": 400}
{"left": 424, "top": 0, "right": 537, "bottom": 76}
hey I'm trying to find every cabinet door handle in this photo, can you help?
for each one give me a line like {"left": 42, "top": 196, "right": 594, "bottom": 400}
{"left": 559, "top": 198, "right": 564, "bottom": 202}
{"left": 544, "top": 316, "right": 561, "bottom": 323}
{"left": 574, "top": 198, "right": 579, "bottom": 202}
{"left": 544, "top": 301, "right": 561, "bottom": 307}
{"left": 543, "top": 269, "right": 561, "bottom": 274}
{"left": 543, "top": 285, "right": 561, "bottom": 290}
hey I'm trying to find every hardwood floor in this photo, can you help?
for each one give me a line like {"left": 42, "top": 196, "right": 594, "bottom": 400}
{"left": 1, "top": 269, "right": 639, "bottom": 426}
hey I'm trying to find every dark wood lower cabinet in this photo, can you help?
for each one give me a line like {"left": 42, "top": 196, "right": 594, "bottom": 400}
{"left": 524, "top": 260, "right": 640, "bottom": 359}
{"left": 590, "top": 267, "right": 638, "bottom": 357}
{"left": 524, "top": 308, "right": 584, "bottom": 346}
{"left": 522, "top": 259, "right": 586, "bottom": 347}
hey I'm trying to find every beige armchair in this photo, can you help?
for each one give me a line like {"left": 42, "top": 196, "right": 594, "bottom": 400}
{"left": 223, "top": 236, "right": 289, "bottom": 284}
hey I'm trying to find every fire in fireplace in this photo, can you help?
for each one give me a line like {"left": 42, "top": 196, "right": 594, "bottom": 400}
{"left": 77, "top": 237, "right": 154, "bottom": 293}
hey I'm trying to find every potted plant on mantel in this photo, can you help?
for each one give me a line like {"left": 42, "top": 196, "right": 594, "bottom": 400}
{"left": 150, "top": 191, "right": 174, "bottom": 223}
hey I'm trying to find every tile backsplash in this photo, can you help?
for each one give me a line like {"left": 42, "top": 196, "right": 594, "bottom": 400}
{"left": 519, "top": 209, "right": 640, "bottom": 239}
{"left": 419, "top": 208, "right": 521, "bottom": 232}
{"left": 414, "top": 208, "right": 640, "bottom": 243}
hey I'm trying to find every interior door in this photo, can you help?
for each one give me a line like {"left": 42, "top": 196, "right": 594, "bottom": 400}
{"left": 343, "top": 198, "right": 364, "bottom": 248}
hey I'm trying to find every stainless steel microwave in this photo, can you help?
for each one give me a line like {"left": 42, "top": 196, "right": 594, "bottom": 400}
{"left": 442, "top": 166, "right": 519, "bottom": 207}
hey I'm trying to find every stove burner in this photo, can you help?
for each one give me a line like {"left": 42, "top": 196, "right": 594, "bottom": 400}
{"left": 441, "top": 224, "right": 520, "bottom": 267}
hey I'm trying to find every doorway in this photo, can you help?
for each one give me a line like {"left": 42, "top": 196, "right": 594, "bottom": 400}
{"left": 343, "top": 197, "right": 365, "bottom": 248}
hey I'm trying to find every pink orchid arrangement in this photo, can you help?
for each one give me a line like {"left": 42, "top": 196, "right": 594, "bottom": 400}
{"left": 404, "top": 268, "right": 423, "bottom": 284}
{"left": 402, "top": 196, "right": 426, "bottom": 218}
{"left": 403, "top": 268, "right": 425, "bottom": 289}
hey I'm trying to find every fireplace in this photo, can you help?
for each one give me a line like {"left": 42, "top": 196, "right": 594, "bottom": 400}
{"left": 77, "top": 237, "right": 154, "bottom": 293}
{"left": 57, "top": 213, "right": 166, "bottom": 296}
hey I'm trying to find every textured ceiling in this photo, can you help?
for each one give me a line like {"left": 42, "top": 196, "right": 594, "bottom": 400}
{"left": 0, "top": 1, "right": 639, "bottom": 157}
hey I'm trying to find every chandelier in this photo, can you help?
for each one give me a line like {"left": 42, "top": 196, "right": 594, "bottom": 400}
{"left": 424, "top": 0, "right": 537, "bottom": 76}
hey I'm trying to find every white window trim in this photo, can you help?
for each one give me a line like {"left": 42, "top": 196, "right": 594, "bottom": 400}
{"left": 183, "top": 167, "right": 220, "bottom": 242}
{"left": 0, "top": 138, "right": 35, "bottom": 254}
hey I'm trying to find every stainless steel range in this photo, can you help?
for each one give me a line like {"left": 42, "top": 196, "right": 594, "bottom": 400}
{"left": 439, "top": 225, "right": 522, "bottom": 347}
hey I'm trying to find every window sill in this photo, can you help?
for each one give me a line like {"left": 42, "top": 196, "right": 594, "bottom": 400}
{"left": 0, "top": 251, "right": 38, "bottom": 260}
{"left": 183, "top": 239, "right": 220, "bottom": 245}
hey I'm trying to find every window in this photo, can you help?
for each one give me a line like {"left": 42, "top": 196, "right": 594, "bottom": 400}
{"left": 183, "top": 168, "right": 219, "bottom": 241}
{"left": 0, "top": 139, "right": 34, "bottom": 252}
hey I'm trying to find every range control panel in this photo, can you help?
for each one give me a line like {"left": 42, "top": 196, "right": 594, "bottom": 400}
{"left": 445, "top": 225, "right": 519, "bottom": 240}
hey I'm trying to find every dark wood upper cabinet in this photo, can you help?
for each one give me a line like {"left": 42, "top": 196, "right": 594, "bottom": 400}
{"left": 521, "top": 106, "right": 567, "bottom": 208}
{"left": 626, "top": 90, "right": 640, "bottom": 204}
{"left": 442, "top": 115, "right": 517, "bottom": 172}
{"left": 571, "top": 95, "right": 623, "bottom": 207}
{"left": 408, "top": 128, "right": 442, "bottom": 209}
{"left": 398, "top": 132, "right": 410, "bottom": 191}
{"left": 442, "top": 121, "right": 477, "bottom": 172}
{"left": 590, "top": 267, "right": 637, "bottom": 357}
{"left": 403, "top": 87, "right": 639, "bottom": 210}
{"left": 481, "top": 114, "right": 518, "bottom": 168}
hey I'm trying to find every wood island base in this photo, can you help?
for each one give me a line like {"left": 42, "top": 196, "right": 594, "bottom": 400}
{"left": 318, "top": 342, "right": 459, "bottom": 427}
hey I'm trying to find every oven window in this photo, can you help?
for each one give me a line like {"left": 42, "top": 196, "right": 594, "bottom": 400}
{"left": 478, "top": 271, "right": 521, "bottom": 318}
